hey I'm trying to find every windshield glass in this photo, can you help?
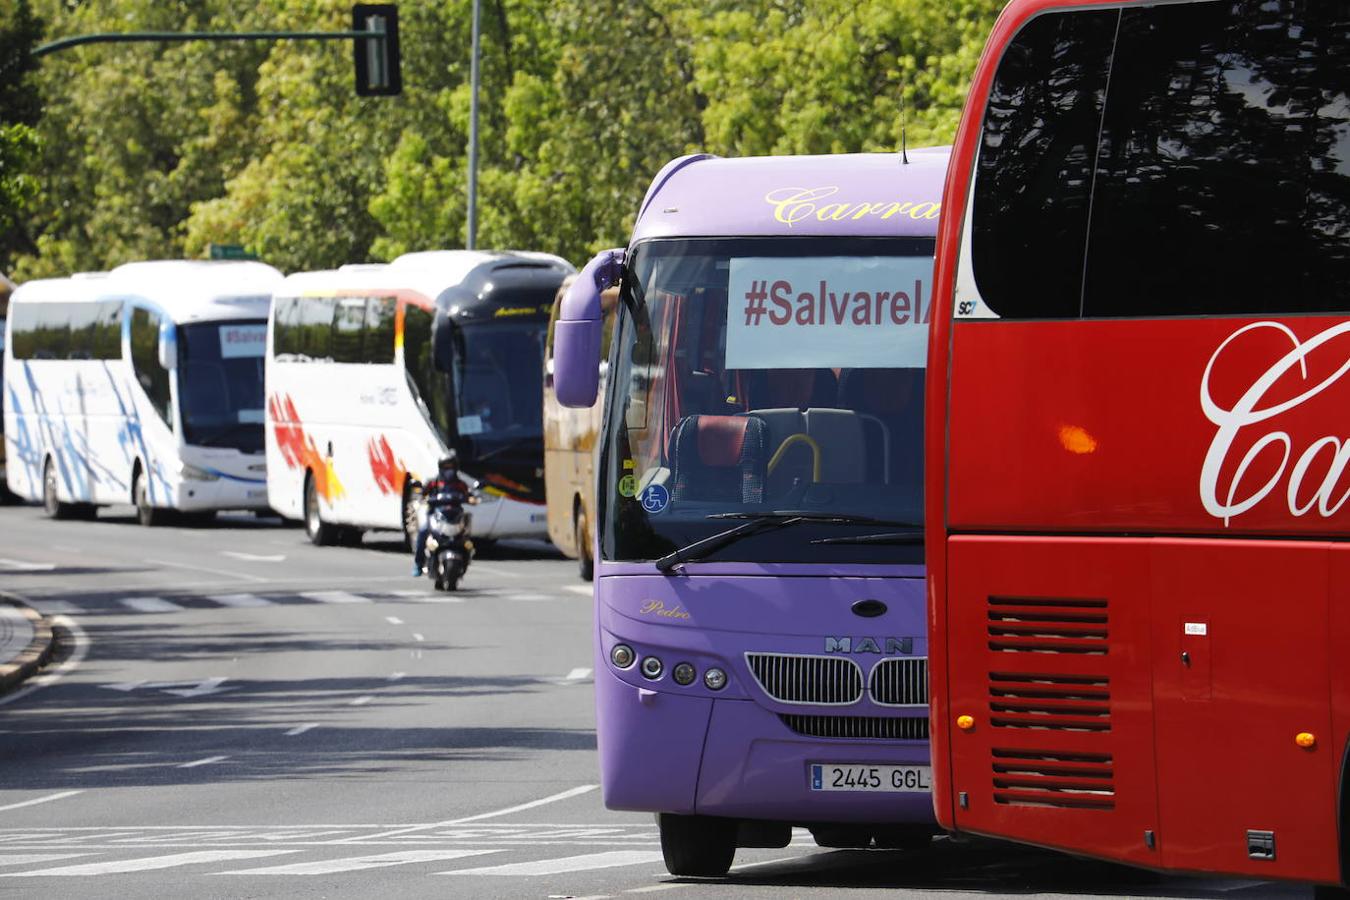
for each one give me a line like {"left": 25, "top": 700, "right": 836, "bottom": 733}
{"left": 600, "top": 236, "right": 933, "bottom": 565}
{"left": 451, "top": 320, "right": 547, "bottom": 447}
{"left": 178, "top": 320, "right": 266, "bottom": 453}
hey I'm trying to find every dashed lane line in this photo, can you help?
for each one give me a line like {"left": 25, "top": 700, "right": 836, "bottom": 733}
{"left": 0, "top": 855, "right": 92, "bottom": 867}
{"left": 299, "top": 591, "right": 373, "bottom": 605}
{"left": 345, "top": 785, "right": 601, "bottom": 844}
{"left": 0, "top": 849, "right": 299, "bottom": 877}
{"left": 120, "top": 597, "right": 182, "bottom": 613}
{"left": 284, "top": 724, "right": 319, "bottom": 737}
{"left": 219, "top": 848, "right": 501, "bottom": 876}
{"left": 0, "top": 558, "right": 56, "bottom": 572}
{"left": 349, "top": 696, "right": 374, "bottom": 706}
{"left": 439, "top": 850, "right": 666, "bottom": 877}
{"left": 413, "top": 633, "right": 425, "bottom": 642}
{"left": 387, "top": 672, "right": 406, "bottom": 682}
{"left": 385, "top": 616, "right": 404, "bottom": 625}
{"left": 564, "top": 586, "right": 593, "bottom": 597}
{"left": 0, "top": 792, "right": 84, "bottom": 813}
{"left": 207, "top": 594, "right": 275, "bottom": 608}
{"left": 144, "top": 558, "right": 267, "bottom": 584}
{"left": 178, "top": 756, "right": 229, "bottom": 769}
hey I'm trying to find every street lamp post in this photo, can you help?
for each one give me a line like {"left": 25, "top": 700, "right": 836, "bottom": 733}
{"left": 466, "top": 0, "right": 481, "bottom": 250}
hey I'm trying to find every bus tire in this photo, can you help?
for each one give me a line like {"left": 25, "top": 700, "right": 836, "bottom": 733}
{"left": 658, "top": 813, "right": 735, "bottom": 877}
{"left": 575, "top": 503, "right": 594, "bottom": 582}
{"left": 134, "top": 472, "right": 166, "bottom": 527}
{"left": 304, "top": 473, "right": 338, "bottom": 546}
{"left": 337, "top": 526, "right": 364, "bottom": 547}
{"left": 42, "top": 459, "right": 75, "bottom": 520}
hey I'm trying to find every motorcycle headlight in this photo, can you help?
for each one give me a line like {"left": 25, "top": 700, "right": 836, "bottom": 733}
{"left": 180, "top": 464, "right": 220, "bottom": 482}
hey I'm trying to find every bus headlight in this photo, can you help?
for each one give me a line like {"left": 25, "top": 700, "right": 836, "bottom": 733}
{"left": 640, "top": 656, "right": 664, "bottom": 680}
{"left": 610, "top": 644, "right": 635, "bottom": 669}
{"left": 703, "top": 667, "right": 727, "bottom": 691}
{"left": 180, "top": 464, "right": 220, "bottom": 482}
{"left": 672, "top": 662, "right": 696, "bottom": 686}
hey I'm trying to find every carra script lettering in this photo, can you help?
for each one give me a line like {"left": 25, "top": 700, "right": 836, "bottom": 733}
{"left": 1201, "top": 320, "right": 1350, "bottom": 524}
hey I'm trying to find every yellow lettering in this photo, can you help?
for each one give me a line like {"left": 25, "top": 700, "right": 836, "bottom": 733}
{"left": 909, "top": 202, "right": 939, "bottom": 220}
{"left": 764, "top": 186, "right": 839, "bottom": 227}
{"left": 815, "top": 203, "right": 855, "bottom": 222}
{"left": 878, "top": 202, "right": 915, "bottom": 220}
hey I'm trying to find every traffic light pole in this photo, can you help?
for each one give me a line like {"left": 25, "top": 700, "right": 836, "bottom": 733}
{"left": 34, "top": 29, "right": 372, "bottom": 58}
{"left": 466, "top": 0, "right": 482, "bottom": 251}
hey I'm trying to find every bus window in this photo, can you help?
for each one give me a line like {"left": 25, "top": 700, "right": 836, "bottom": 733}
{"left": 331, "top": 297, "right": 366, "bottom": 363}
{"left": 402, "top": 304, "right": 450, "bottom": 441}
{"left": 130, "top": 308, "right": 172, "bottom": 427}
{"left": 364, "top": 297, "right": 396, "bottom": 364}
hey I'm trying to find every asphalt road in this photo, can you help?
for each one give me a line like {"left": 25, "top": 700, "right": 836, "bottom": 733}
{"left": 0, "top": 503, "right": 1310, "bottom": 899}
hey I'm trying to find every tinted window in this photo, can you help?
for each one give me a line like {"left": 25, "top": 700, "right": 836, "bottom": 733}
{"left": 1084, "top": 2, "right": 1350, "bottom": 317}
{"left": 271, "top": 296, "right": 301, "bottom": 357}
{"left": 178, "top": 320, "right": 266, "bottom": 452}
{"left": 130, "top": 307, "right": 172, "bottom": 426}
{"left": 402, "top": 304, "right": 451, "bottom": 441}
{"left": 9, "top": 301, "right": 123, "bottom": 360}
{"left": 331, "top": 297, "right": 366, "bottom": 363}
{"left": 971, "top": 10, "right": 1117, "bottom": 319}
{"left": 365, "top": 297, "right": 396, "bottom": 364}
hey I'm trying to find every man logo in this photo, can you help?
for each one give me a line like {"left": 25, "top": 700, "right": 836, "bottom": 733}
{"left": 824, "top": 637, "right": 914, "bottom": 654}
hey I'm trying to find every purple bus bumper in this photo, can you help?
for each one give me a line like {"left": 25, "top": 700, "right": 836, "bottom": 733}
{"left": 593, "top": 568, "right": 933, "bottom": 826}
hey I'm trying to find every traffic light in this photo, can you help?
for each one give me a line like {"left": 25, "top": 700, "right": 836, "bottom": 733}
{"left": 353, "top": 4, "right": 401, "bottom": 96}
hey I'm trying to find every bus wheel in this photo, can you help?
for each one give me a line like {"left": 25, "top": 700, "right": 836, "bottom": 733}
{"left": 1315, "top": 887, "right": 1350, "bottom": 900}
{"left": 658, "top": 813, "right": 735, "bottom": 877}
{"left": 575, "top": 505, "right": 594, "bottom": 582}
{"left": 304, "top": 474, "right": 337, "bottom": 546}
{"left": 134, "top": 473, "right": 166, "bottom": 527}
{"left": 42, "top": 459, "right": 75, "bottom": 520}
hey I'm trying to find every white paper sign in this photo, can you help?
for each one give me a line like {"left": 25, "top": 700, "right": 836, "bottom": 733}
{"left": 725, "top": 256, "right": 931, "bottom": 370}
{"left": 219, "top": 324, "right": 267, "bottom": 358}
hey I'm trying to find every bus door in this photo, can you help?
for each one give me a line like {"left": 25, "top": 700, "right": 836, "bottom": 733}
{"left": 1149, "top": 541, "right": 1336, "bottom": 881}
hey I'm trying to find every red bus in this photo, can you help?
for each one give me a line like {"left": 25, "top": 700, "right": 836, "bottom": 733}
{"left": 927, "top": 0, "right": 1350, "bottom": 892}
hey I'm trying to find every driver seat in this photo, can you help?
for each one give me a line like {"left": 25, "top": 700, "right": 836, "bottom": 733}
{"left": 670, "top": 415, "right": 767, "bottom": 505}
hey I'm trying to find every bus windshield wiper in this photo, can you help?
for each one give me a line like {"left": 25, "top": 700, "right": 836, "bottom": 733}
{"left": 654, "top": 511, "right": 921, "bottom": 573}
{"left": 811, "top": 530, "right": 924, "bottom": 545}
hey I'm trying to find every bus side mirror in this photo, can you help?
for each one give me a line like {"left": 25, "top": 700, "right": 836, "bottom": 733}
{"left": 157, "top": 321, "right": 177, "bottom": 371}
{"left": 555, "top": 248, "right": 624, "bottom": 408}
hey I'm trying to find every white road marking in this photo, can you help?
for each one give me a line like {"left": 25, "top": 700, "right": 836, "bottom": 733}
{"left": 161, "top": 677, "right": 231, "bottom": 698}
{"left": 145, "top": 558, "right": 266, "bottom": 584}
{"left": 0, "top": 854, "right": 92, "bottom": 866}
{"left": 347, "top": 785, "right": 601, "bottom": 844}
{"left": 208, "top": 593, "right": 274, "bottom": 608}
{"left": 440, "top": 850, "right": 665, "bottom": 877}
{"left": 220, "top": 551, "right": 285, "bottom": 563}
{"left": 0, "top": 849, "right": 298, "bottom": 876}
{"left": 387, "top": 672, "right": 406, "bottom": 682}
{"left": 385, "top": 616, "right": 404, "bottom": 625}
{"left": 626, "top": 886, "right": 680, "bottom": 894}
{"left": 120, "top": 597, "right": 182, "bottom": 613}
{"left": 509, "top": 593, "right": 552, "bottom": 602}
{"left": 31, "top": 600, "right": 80, "bottom": 615}
{"left": 0, "top": 792, "right": 84, "bottom": 813}
{"left": 350, "top": 695, "right": 374, "bottom": 706}
{"left": 564, "top": 586, "right": 593, "bottom": 596}
{"left": 178, "top": 756, "right": 229, "bottom": 769}
{"left": 0, "top": 558, "right": 56, "bottom": 572}
{"left": 220, "top": 848, "right": 501, "bottom": 875}
{"left": 563, "top": 668, "right": 592, "bottom": 682}
{"left": 101, "top": 680, "right": 146, "bottom": 692}
{"left": 413, "top": 633, "right": 425, "bottom": 642}
{"left": 300, "top": 591, "right": 372, "bottom": 605}
{"left": 0, "top": 615, "right": 88, "bottom": 708}
{"left": 386, "top": 590, "right": 435, "bottom": 598}
{"left": 285, "top": 723, "right": 319, "bottom": 737}
{"left": 400, "top": 595, "right": 465, "bottom": 604}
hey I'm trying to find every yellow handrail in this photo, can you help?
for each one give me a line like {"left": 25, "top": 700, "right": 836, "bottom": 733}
{"left": 767, "top": 432, "right": 822, "bottom": 482}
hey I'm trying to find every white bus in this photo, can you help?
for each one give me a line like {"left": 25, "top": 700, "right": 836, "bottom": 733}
{"left": 3, "top": 260, "right": 282, "bottom": 524}
{"left": 266, "top": 250, "right": 573, "bottom": 546}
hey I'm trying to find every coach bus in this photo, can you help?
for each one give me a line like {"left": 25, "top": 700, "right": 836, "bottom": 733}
{"left": 4, "top": 260, "right": 280, "bottom": 524}
{"left": 926, "top": 1, "right": 1350, "bottom": 894}
{"left": 266, "top": 251, "right": 572, "bottom": 546}
{"left": 543, "top": 276, "right": 617, "bottom": 580}
{"left": 551, "top": 149, "right": 948, "bottom": 875}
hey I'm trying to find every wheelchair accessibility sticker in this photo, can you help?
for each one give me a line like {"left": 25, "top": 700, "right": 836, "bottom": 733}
{"left": 639, "top": 483, "right": 670, "bottom": 514}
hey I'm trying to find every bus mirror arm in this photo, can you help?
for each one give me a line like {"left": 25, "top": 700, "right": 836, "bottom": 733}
{"left": 157, "top": 321, "right": 178, "bottom": 371}
{"left": 554, "top": 248, "right": 624, "bottom": 408}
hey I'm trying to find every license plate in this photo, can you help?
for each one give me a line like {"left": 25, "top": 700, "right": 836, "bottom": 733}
{"left": 810, "top": 764, "right": 932, "bottom": 793}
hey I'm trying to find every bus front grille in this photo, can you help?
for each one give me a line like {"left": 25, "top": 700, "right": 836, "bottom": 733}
{"left": 869, "top": 657, "right": 929, "bottom": 706}
{"left": 745, "top": 653, "right": 863, "bottom": 705}
{"left": 778, "top": 713, "right": 929, "bottom": 741}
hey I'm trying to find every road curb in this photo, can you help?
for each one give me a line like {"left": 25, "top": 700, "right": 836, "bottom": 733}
{"left": 0, "top": 592, "right": 55, "bottom": 693}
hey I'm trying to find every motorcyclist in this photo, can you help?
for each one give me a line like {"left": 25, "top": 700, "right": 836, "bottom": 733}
{"left": 411, "top": 451, "right": 472, "bottom": 577}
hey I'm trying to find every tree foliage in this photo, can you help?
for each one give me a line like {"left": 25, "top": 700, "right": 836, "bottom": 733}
{"left": 0, "top": 0, "right": 45, "bottom": 271}
{"left": 15, "top": 0, "right": 1003, "bottom": 279}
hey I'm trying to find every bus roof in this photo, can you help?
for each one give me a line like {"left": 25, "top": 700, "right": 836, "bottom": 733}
{"left": 277, "top": 250, "right": 574, "bottom": 310}
{"left": 631, "top": 148, "right": 950, "bottom": 243}
{"left": 10, "top": 261, "right": 282, "bottom": 324}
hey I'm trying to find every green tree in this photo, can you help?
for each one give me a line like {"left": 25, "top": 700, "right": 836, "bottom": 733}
{"left": 0, "top": 0, "right": 45, "bottom": 272}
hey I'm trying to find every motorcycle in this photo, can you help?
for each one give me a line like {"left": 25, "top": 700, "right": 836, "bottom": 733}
{"left": 414, "top": 481, "right": 478, "bottom": 591}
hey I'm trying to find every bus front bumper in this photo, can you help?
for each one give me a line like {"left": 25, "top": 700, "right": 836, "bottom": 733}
{"left": 595, "top": 665, "right": 934, "bottom": 825}
{"left": 173, "top": 476, "right": 270, "bottom": 512}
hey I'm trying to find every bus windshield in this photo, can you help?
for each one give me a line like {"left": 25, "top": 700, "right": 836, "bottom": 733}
{"left": 177, "top": 320, "right": 267, "bottom": 453}
{"left": 601, "top": 236, "right": 933, "bottom": 566}
{"left": 450, "top": 320, "right": 547, "bottom": 446}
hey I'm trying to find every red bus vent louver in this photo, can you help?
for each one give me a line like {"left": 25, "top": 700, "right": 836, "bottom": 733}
{"left": 991, "top": 748, "right": 1115, "bottom": 810}
{"left": 987, "top": 671, "right": 1112, "bottom": 731}
{"left": 987, "top": 596, "right": 1108, "bottom": 654}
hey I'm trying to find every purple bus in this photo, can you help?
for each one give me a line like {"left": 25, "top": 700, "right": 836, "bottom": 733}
{"left": 552, "top": 149, "right": 948, "bottom": 876}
